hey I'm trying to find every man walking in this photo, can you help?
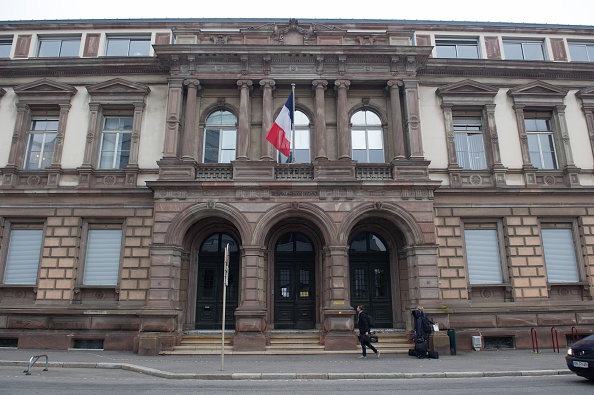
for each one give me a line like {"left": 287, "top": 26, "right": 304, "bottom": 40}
{"left": 356, "top": 305, "right": 380, "bottom": 359}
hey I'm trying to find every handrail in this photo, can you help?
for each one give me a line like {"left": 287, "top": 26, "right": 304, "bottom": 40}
{"left": 551, "top": 327, "right": 559, "bottom": 353}
{"left": 531, "top": 327, "right": 539, "bottom": 354}
{"left": 571, "top": 326, "right": 579, "bottom": 343}
{"left": 24, "top": 354, "right": 49, "bottom": 375}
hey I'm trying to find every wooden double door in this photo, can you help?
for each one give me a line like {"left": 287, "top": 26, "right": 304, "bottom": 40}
{"left": 195, "top": 233, "right": 239, "bottom": 330}
{"left": 273, "top": 232, "right": 316, "bottom": 329}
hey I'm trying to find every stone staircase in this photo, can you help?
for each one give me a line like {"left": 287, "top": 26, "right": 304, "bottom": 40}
{"left": 162, "top": 329, "right": 412, "bottom": 355}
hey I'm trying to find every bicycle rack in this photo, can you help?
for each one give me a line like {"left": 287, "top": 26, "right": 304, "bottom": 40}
{"left": 551, "top": 327, "right": 559, "bottom": 353}
{"left": 24, "top": 354, "right": 49, "bottom": 375}
{"left": 571, "top": 326, "right": 579, "bottom": 343}
{"left": 531, "top": 327, "right": 539, "bottom": 354}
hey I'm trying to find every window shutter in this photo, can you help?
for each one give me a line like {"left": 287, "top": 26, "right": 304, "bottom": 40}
{"left": 83, "top": 229, "right": 122, "bottom": 285}
{"left": 415, "top": 35, "right": 431, "bottom": 46}
{"left": 83, "top": 33, "right": 100, "bottom": 57}
{"left": 484, "top": 36, "right": 501, "bottom": 59}
{"left": 4, "top": 229, "right": 43, "bottom": 284}
{"left": 464, "top": 229, "right": 503, "bottom": 284}
{"left": 14, "top": 34, "right": 31, "bottom": 58}
{"left": 155, "top": 33, "right": 171, "bottom": 45}
{"left": 550, "top": 38, "right": 568, "bottom": 61}
{"left": 542, "top": 229, "right": 579, "bottom": 282}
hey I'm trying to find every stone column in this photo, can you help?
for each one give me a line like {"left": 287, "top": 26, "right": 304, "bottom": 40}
{"left": 513, "top": 104, "right": 532, "bottom": 168}
{"left": 233, "top": 245, "right": 267, "bottom": 351}
{"left": 322, "top": 245, "right": 357, "bottom": 351}
{"left": 312, "top": 80, "right": 328, "bottom": 160}
{"left": 441, "top": 103, "right": 458, "bottom": 167}
{"left": 236, "top": 80, "right": 253, "bottom": 161}
{"left": 260, "top": 79, "right": 275, "bottom": 160}
{"left": 484, "top": 104, "right": 503, "bottom": 166}
{"left": 81, "top": 103, "right": 101, "bottom": 167}
{"left": 583, "top": 107, "right": 594, "bottom": 157}
{"left": 50, "top": 103, "right": 71, "bottom": 167}
{"left": 162, "top": 78, "right": 184, "bottom": 159}
{"left": 404, "top": 244, "right": 440, "bottom": 308}
{"left": 127, "top": 102, "right": 145, "bottom": 167}
{"left": 335, "top": 80, "right": 351, "bottom": 160}
{"left": 387, "top": 80, "right": 405, "bottom": 160}
{"left": 555, "top": 105, "right": 575, "bottom": 166}
{"left": 403, "top": 79, "right": 424, "bottom": 159}
{"left": 147, "top": 245, "right": 183, "bottom": 308}
{"left": 181, "top": 79, "right": 200, "bottom": 161}
{"left": 7, "top": 103, "right": 31, "bottom": 167}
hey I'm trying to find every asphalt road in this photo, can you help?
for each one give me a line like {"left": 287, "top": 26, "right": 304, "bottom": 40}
{"left": 1, "top": 366, "right": 593, "bottom": 395}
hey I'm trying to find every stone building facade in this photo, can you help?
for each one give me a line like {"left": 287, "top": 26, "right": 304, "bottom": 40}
{"left": 0, "top": 18, "right": 593, "bottom": 354}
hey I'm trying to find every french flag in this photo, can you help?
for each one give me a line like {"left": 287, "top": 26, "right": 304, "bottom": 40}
{"left": 266, "top": 92, "right": 294, "bottom": 157}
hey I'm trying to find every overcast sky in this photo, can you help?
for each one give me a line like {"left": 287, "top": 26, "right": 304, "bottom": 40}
{"left": 2, "top": 0, "right": 593, "bottom": 26}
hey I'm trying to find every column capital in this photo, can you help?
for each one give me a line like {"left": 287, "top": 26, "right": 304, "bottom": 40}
{"left": 183, "top": 79, "right": 201, "bottom": 91}
{"left": 259, "top": 79, "right": 276, "bottom": 89}
{"left": 334, "top": 79, "right": 350, "bottom": 91}
{"left": 237, "top": 79, "right": 254, "bottom": 90}
{"left": 386, "top": 79, "right": 403, "bottom": 89}
{"left": 312, "top": 79, "right": 328, "bottom": 90}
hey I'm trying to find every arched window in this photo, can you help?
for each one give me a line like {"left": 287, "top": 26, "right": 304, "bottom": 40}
{"left": 351, "top": 110, "right": 384, "bottom": 163}
{"left": 203, "top": 110, "right": 237, "bottom": 163}
{"left": 279, "top": 110, "right": 311, "bottom": 163}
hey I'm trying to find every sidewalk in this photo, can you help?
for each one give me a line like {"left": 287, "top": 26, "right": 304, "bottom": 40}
{"left": 0, "top": 348, "right": 571, "bottom": 380}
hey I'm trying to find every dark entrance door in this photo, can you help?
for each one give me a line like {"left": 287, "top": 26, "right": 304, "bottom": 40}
{"left": 274, "top": 232, "right": 316, "bottom": 329}
{"left": 195, "top": 233, "right": 239, "bottom": 330}
{"left": 349, "top": 232, "right": 392, "bottom": 328}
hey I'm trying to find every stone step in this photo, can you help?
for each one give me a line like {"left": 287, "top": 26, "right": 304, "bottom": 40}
{"left": 161, "top": 330, "right": 413, "bottom": 355}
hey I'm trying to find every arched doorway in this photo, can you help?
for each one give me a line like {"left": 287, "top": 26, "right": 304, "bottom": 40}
{"left": 349, "top": 232, "right": 393, "bottom": 328}
{"left": 273, "top": 232, "right": 316, "bottom": 329}
{"left": 195, "top": 232, "right": 239, "bottom": 329}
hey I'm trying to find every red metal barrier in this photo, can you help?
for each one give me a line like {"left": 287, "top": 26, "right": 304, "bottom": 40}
{"left": 531, "top": 327, "right": 539, "bottom": 354}
{"left": 551, "top": 327, "right": 559, "bottom": 353}
{"left": 571, "top": 326, "right": 579, "bottom": 343}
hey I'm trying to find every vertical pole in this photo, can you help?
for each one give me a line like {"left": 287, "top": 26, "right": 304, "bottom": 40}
{"left": 291, "top": 83, "right": 296, "bottom": 162}
{"left": 221, "top": 243, "right": 230, "bottom": 371}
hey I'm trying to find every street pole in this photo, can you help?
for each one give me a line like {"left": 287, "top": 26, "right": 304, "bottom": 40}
{"left": 220, "top": 243, "right": 230, "bottom": 371}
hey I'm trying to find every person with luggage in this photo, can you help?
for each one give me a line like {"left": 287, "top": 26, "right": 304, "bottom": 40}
{"left": 410, "top": 306, "right": 439, "bottom": 359}
{"left": 356, "top": 305, "right": 380, "bottom": 359}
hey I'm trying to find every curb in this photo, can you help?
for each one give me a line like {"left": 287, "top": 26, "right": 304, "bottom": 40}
{"left": 0, "top": 360, "right": 573, "bottom": 380}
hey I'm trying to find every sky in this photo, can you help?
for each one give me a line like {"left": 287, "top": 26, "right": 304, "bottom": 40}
{"left": 2, "top": 0, "right": 593, "bottom": 26}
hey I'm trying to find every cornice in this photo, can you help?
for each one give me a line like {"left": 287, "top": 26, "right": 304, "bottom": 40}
{"left": 420, "top": 59, "right": 594, "bottom": 81}
{"left": 0, "top": 58, "right": 168, "bottom": 78}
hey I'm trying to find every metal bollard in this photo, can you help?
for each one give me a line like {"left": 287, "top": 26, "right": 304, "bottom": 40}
{"left": 24, "top": 354, "right": 49, "bottom": 375}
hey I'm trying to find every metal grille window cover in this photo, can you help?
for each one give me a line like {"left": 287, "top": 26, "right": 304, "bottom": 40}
{"left": 483, "top": 336, "right": 514, "bottom": 349}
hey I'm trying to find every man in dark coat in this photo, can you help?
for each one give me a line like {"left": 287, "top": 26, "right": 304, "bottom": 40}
{"left": 356, "top": 305, "right": 380, "bottom": 359}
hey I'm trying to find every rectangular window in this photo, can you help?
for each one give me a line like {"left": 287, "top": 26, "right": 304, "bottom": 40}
{"left": 3, "top": 228, "right": 43, "bottom": 285}
{"left": 524, "top": 114, "right": 557, "bottom": 169}
{"left": 0, "top": 37, "right": 12, "bottom": 58}
{"left": 83, "top": 228, "right": 123, "bottom": 286}
{"left": 464, "top": 227, "right": 503, "bottom": 284}
{"left": 453, "top": 117, "right": 487, "bottom": 170}
{"left": 435, "top": 38, "right": 479, "bottom": 59}
{"left": 106, "top": 36, "right": 151, "bottom": 56}
{"left": 37, "top": 37, "right": 80, "bottom": 57}
{"left": 98, "top": 116, "right": 132, "bottom": 169}
{"left": 204, "top": 129, "right": 236, "bottom": 163}
{"left": 503, "top": 40, "right": 545, "bottom": 60}
{"left": 542, "top": 227, "right": 580, "bottom": 283}
{"left": 569, "top": 42, "right": 594, "bottom": 62}
{"left": 24, "top": 118, "right": 58, "bottom": 169}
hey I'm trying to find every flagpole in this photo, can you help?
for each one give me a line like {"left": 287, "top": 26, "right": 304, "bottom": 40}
{"left": 291, "top": 83, "right": 296, "bottom": 163}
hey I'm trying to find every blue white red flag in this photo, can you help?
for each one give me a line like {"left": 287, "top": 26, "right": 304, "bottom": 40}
{"left": 266, "top": 92, "right": 294, "bottom": 157}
